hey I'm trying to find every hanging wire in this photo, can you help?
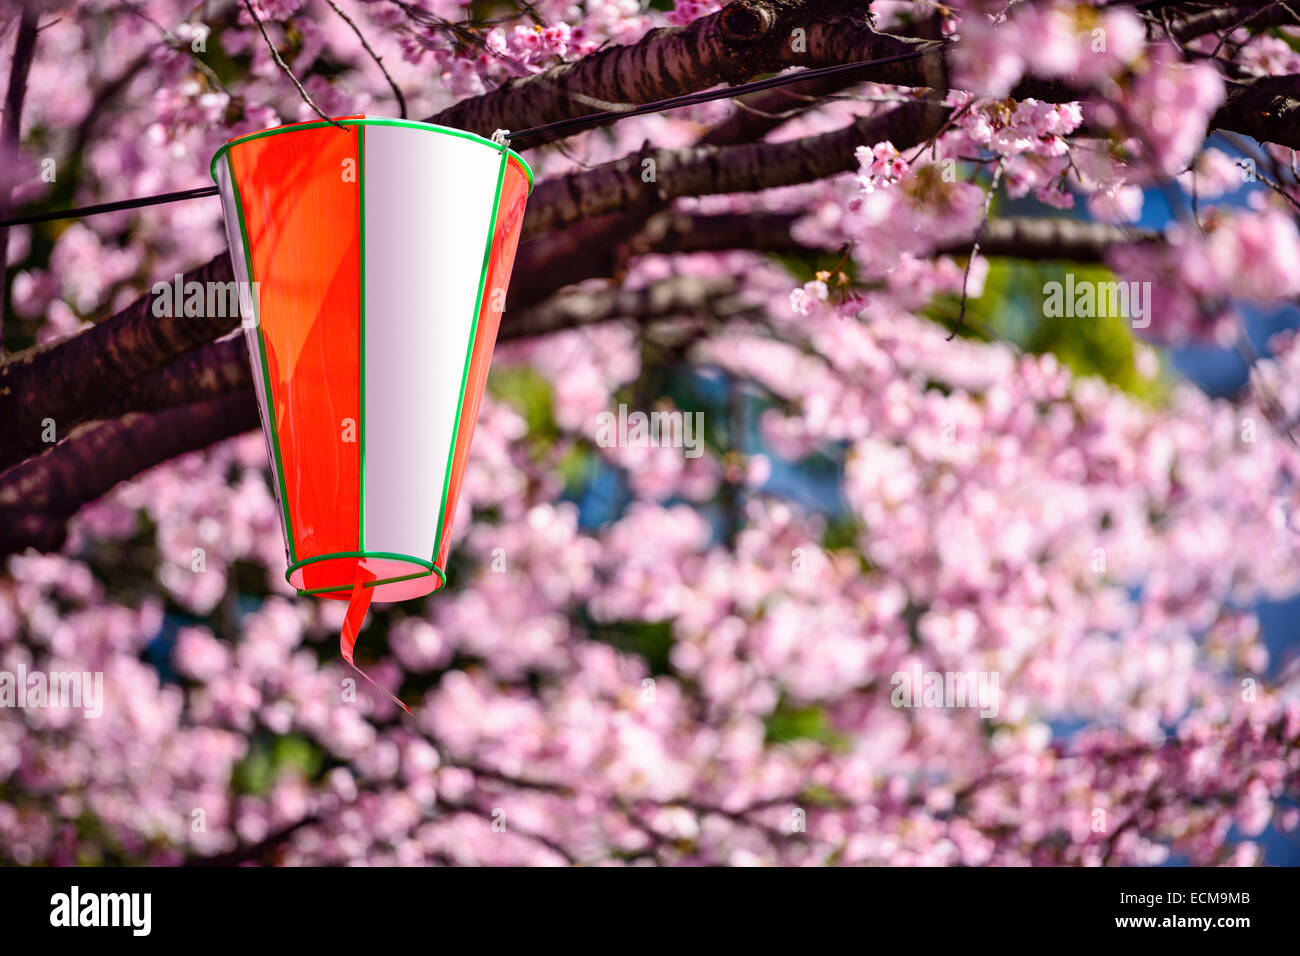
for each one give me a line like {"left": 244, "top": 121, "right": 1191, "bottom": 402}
{"left": 0, "top": 46, "right": 934, "bottom": 230}
{"left": 0, "top": 185, "right": 221, "bottom": 228}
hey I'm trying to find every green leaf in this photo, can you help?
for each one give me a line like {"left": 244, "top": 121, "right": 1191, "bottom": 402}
{"left": 232, "top": 733, "right": 324, "bottom": 795}
{"left": 927, "top": 258, "right": 1169, "bottom": 401}
{"left": 764, "top": 699, "right": 847, "bottom": 748}
{"left": 488, "top": 364, "right": 559, "bottom": 438}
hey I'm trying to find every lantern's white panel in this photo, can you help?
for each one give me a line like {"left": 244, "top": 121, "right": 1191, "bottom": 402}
{"left": 216, "top": 157, "right": 290, "bottom": 560}
{"left": 361, "top": 124, "right": 501, "bottom": 561}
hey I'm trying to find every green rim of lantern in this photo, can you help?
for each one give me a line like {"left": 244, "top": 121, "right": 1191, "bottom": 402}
{"left": 209, "top": 116, "right": 534, "bottom": 192}
{"left": 286, "top": 551, "right": 447, "bottom": 597}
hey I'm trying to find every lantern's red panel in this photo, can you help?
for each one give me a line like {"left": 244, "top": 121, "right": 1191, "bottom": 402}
{"left": 436, "top": 159, "right": 531, "bottom": 568}
{"left": 227, "top": 121, "right": 363, "bottom": 576}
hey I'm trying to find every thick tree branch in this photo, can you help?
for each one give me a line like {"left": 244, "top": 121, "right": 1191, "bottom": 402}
{"left": 100, "top": 334, "right": 250, "bottom": 418}
{"left": 1005, "top": 71, "right": 1300, "bottom": 152}
{"left": 621, "top": 209, "right": 812, "bottom": 260}
{"left": 508, "top": 69, "right": 852, "bottom": 311}
{"left": 509, "top": 212, "right": 651, "bottom": 308}
{"left": 939, "top": 58, "right": 1300, "bottom": 152}
{"left": 938, "top": 217, "right": 1161, "bottom": 261}
{"left": 421, "top": 0, "right": 930, "bottom": 144}
{"left": 413, "top": 0, "right": 1297, "bottom": 156}
{"left": 1163, "top": 2, "right": 1300, "bottom": 43}
{"left": 0, "top": 335, "right": 252, "bottom": 472}
{"left": 884, "top": 51, "right": 1300, "bottom": 152}
{"left": 522, "top": 99, "right": 945, "bottom": 239}
{"left": 620, "top": 211, "right": 1160, "bottom": 263}
{"left": 501, "top": 274, "right": 744, "bottom": 340}
{"left": 1210, "top": 74, "right": 1300, "bottom": 151}
{"left": 697, "top": 73, "right": 865, "bottom": 147}
{"left": 0, "top": 391, "right": 258, "bottom": 555}
{"left": 0, "top": 252, "right": 234, "bottom": 469}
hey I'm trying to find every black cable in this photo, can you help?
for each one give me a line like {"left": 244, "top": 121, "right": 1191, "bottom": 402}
{"left": 0, "top": 185, "right": 219, "bottom": 228}
{"left": 0, "top": 46, "right": 934, "bottom": 230}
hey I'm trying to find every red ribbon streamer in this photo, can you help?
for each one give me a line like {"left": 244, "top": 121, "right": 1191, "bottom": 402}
{"left": 340, "top": 565, "right": 411, "bottom": 715}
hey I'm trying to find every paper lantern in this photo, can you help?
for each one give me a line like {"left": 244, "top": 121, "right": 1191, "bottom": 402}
{"left": 211, "top": 116, "right": 532, "bottom": 707}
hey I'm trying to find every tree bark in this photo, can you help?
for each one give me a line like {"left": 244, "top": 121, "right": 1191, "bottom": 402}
{"left": 0, "top": 391, "right": 259, "bottom": 554}
{"left": 421, "top": 0, "right": 923, "bottom": 143}
{"left": 522, "top": 99, "right": 945, "bottom": 239}
{"left": 0, "top": 253, "right": 235, "bottom": 470}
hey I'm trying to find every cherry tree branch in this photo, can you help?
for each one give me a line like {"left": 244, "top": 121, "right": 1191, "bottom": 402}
{"left": 0, "top": 391, "right": 258, "bottom": 555}
{"left": 1162, "top": 1, "right": 1300, "bottom": 43}
{"left": 0, "top": 252, "right": 235, "bottom": 470}
{"left": 409, "top": 0, "right": 1299, "bottom": 155}
{"left": 937, "top": 215, "right": 1161, "bottom": 260}
{"left": 420, "top": 0, "right": 931, "bottom": 144}
{"left": 520, "top": 65, "right": 1300, "bottom": 246}
{"left": 696, "top": 73, "right": 863, "bottom": 147}
{"left": 522, "top": 99, "right": 946, "bottom": 239}
{"left": 501, "top": 274, "right": 746, "bottom": 340}
{"left": 635, "top": 211, "right": 1161, "bottom": 262}
{"left": 1210, "top": 74, "right": 1300, "bottom": 151}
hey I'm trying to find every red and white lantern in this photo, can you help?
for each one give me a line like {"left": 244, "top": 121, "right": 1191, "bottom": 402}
{"left": 211, "top": 116, "right": 532, "bottom": 704}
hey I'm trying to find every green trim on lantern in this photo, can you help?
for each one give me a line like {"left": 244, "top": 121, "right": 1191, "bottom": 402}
{"left": 297, "top": 570, "right": 436, "bottom": 598}
{"left": 285, "top": 551, "right": 446, "bottom": 596}
{"left": 430, "top": 146, "right": 508, "bottom": 567}
{"left": 226, "top": 154, "right": 297, "bottom": 565}
{"left": 358, "top": 124, "right": 367, "bottom": 554}
{"left": 209, "top": 116, "right": 534, "bottom": 193}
